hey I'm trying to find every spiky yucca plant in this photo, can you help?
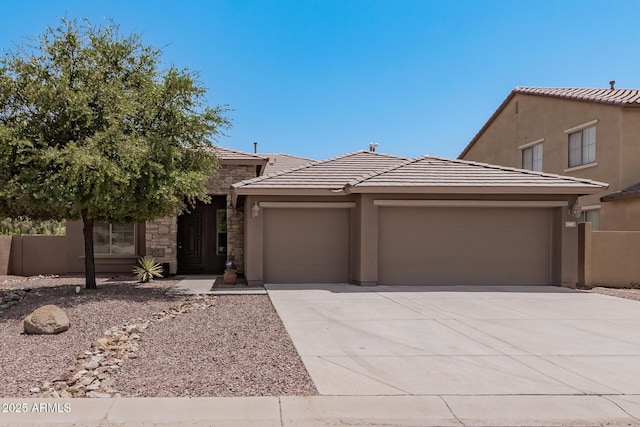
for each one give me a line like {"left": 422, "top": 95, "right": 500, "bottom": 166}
{"left": 133, "top": 256, "right": 164, "bottom": 283}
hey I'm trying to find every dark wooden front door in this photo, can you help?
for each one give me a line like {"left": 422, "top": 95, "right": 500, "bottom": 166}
{"left": 177, "top": 197, "right": 227, "bottom": 274}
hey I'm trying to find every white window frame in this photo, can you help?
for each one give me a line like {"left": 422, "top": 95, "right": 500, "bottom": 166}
{"left": 94, "top": 223, "right": 136, "bottom": 255}
{"left": 520, "top": 140, "right": 543, "bottom": 171}
{"left": 566, "top": 121, "right": 597, "bottom": 168}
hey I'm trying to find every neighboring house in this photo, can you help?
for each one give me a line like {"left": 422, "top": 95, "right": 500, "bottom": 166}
{"left": 459, "top": 86, "right": 640, "bottom": 231}
{"left": 232, "top": 150, "right": 605, "bottom": 287}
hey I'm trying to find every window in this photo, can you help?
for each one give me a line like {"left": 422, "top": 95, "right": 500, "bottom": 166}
{"left": 568, "top": 125, "right": 596, "bottom": 168}
{"left": 579, "top": 209, "right": 600, "bottom": 231}
{"left": 94, "top": 223, "right": 135, "bottom": 255}
{"left": 522, "top": 143, "right": 543, "bottom": 171}
{"left": 216, "top": 209, "right": 227, "bottom": 255}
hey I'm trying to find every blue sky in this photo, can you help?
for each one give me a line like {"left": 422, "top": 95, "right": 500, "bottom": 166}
{"left": 2, "top": 0, "right": 640, "bottom": 160}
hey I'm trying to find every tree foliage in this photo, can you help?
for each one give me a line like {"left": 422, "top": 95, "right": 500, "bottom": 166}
{"left": 0, "top": 18, "right": 229, "bottom": 287}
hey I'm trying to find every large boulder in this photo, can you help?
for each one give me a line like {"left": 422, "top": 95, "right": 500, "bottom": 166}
{"left": 24, "top": 305, "right": 70, "bottom": 334}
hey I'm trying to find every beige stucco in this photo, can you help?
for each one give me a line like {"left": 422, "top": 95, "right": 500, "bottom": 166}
{"left": 579, "top": 222, "right": 640, "bottom": 287}
{"left": 0, "top": 236, "right": 11, "bottom": 275}
{"left": 462, "top": 93, "right": 640, "bottom": 230}
{"left": 600, "top": 198, "right": 640, "bottom": 231}
{"left": 244, "top": 193, "right": 582, "bottom": 287}
{"left": 9, "top": 235, "right": 67, "bottom": 276}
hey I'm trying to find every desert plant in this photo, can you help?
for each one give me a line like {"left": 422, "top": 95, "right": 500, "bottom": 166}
{"left": 133, "top": 256, "right": 164, "bottom": 283}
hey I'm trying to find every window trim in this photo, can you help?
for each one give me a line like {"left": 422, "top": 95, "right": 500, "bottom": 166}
{"left": 563, "top": 119, "right": 599, "bottom": 134}
{"left": 564, "top": 162, "right": 599, "bottom": 173}
{"left": 518, "top": 138, "right": 544, "bottom": 150}
{"left": 94, "top": 222, "right": 136, "bottom": 256}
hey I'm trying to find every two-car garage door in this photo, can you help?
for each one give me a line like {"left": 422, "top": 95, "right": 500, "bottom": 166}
{"left": 262, "top": 205, "right": 553, "bottom": 285}
{"left": 378, "top": 207, "right": 552, "bottom": 285}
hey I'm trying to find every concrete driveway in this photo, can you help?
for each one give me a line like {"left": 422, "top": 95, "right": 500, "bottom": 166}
{"left": 266, "top": 284, "right": 640, "bottom": 399}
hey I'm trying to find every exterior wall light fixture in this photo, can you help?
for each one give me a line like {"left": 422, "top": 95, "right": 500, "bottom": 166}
{"left": 251, "top": 201, "right": 260, "bottom": 218}
{"left": 568, "top": 201, "right": 582, "bottom": 219}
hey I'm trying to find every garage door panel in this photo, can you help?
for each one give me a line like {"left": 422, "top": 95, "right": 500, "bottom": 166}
{"left": 264, "top": 208, "right": 349, "bottom": 283}
{"left": 379, "top": 207, "right": 551, "bottom": 285}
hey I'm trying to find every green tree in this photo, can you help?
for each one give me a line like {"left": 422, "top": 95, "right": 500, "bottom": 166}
{"left": 0, "top": 19, "right": 229, "bottom": 288}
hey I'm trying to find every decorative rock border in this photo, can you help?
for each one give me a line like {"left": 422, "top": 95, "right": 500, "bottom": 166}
{"left": 33, "top": 295, "right": 216, "bottom": 398}
{"left": 0, "top": 289, "right": 31, "bottom": 310}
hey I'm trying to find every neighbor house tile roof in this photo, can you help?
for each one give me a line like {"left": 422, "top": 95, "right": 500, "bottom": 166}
{"left": 600, "top": 182, "right": 640, "bottom": 202}
{"left": 515, "top": 87, "right": 640, "bottom": 107}
{"left": 211, "top": 146, "right": 268, "bottom": 162}
{"left": 347, "top": 156, "right": 608, "bottom": 193}
{"left": 459, "top": 86, "right": 640, "bottom": 158}
{"left": 261, "top": 153, "right": 317, "bottom": 174}
{"left": 233, "top": 151, "right": 408, "bottom": 190}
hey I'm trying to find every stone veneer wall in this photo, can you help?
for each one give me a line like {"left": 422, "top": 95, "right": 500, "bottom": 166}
{"left": 205, "top": 164, "right": 258, "bottom": 274}
{"left": 145, "top": 164, "right": 258, "bottom": 275}
{"left": 145, "top": 216, "right": 178, "bottom": 274}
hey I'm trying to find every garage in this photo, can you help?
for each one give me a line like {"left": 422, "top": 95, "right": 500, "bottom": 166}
{"left": 378, "top": 206, "right": 553, "bottom": 285}
{"left": 263, "top": 208, "right": 349, "bottom": 283}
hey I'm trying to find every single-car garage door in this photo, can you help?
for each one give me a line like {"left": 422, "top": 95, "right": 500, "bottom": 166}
{"left": 378, "top": 207, "right": 552, "bottom": 285}
{"left": 264, "top": 208, "right": 349, "bottom": 283}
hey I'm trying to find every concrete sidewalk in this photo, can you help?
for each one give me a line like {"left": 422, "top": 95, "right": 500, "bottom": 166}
{"left": 2, "top": 394, "right": 639, "bottom": 426}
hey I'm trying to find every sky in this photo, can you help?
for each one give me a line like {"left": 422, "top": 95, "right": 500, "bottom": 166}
{"left": 2, "top": 0, "right": 640, "bottom": 160}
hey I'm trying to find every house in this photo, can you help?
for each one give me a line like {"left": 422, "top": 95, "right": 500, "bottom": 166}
{"left": 9, "top": 146, "right": 606, "bottom": 286}
{"left": 232, "top": 150, "right": 606, "bottom": 287}
{"left": 459, "top": 86, "right": 640, "bottom": 232}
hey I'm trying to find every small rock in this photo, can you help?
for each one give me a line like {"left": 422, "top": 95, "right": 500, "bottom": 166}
{"left": 29, "top": 387, "right": 40, "bottom": 393}
{"left": 87, "top": 391, "right": 112, "bottom": 398}
{"left": 23, "top": 305, "right": 70, "bottom": 334}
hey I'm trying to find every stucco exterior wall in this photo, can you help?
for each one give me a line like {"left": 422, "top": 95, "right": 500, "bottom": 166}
{"left": 579, "top": 222, "right": 640, "bottom": 287}
{"left": 600, "top": 198, "right": 640, "bottom": 231}
{"left": 9, "top": 235, "right": 67, "bottom": 276}
{"left": 0, "top": 236, "right": 11, "bottom": 275}
{"left": 462, "top": 94, "right": 629, "bottom": 223}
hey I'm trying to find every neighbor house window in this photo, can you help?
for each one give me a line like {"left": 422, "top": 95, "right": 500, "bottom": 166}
{"left": 94, "top": 223, "right": 135, "bottom": 255}
{"left": 579, "top": 209, "right": 600, "bottom": 231}
{"left": 568, "top": 125, "right": 596, "bottom": 168}
{"left": 522, "top": 143, "right": 543, "bottom": 171}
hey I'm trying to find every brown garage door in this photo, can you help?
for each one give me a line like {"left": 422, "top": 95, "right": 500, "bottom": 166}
{"left": 378, "top": 207, "right": 552, "bottom": 285}
{"left": 264, "top": 208, "right": 349, "bottom": 283}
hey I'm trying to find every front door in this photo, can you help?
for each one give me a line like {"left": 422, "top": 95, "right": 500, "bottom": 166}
{"left": 177, "top": 197, "right": 227, "bottom": 274}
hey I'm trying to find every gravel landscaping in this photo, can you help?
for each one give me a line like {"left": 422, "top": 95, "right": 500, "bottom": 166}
{"left": 0, "top": 274, "right": 316, "bottom": 398}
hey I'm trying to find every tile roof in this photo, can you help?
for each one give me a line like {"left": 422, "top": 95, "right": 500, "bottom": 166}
{"left": 459, "top": 86, "right": 640, "bottom": 158}
{"left": 261, "top": 153, "right": 317, "bottom": 174}
{"left": 348, "top": 156, "right": 608, "bottom": 192}
{"left": 600, "top": 182, "right": 640, "bottom": 202}
{"left": 515, "top": 87, "right": 640, "bottom": 107}
{"left": 210, "top": 146, "right": 267, "bottom": 162}
{"left": 233, "top": 152, "right": 608, "bottom": 195}
{"left": 233, "top": 151, "right": 408, "bottom": 190}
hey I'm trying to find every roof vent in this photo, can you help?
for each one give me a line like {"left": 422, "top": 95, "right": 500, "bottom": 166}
{"left": 610, "top": 80, "right": 616, "bottom": 90}
{"left": 253, "top": 141, "right": 258, "bottom": 153}
{"left": 369, "top": 142, "right": 379, "bottom": 152}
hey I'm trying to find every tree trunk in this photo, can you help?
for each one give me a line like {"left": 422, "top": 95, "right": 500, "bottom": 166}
{"left": 82, "top": 213, "right": 97, "bottom": 289}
